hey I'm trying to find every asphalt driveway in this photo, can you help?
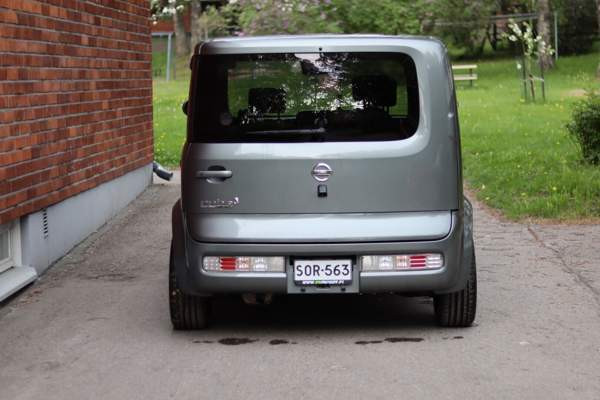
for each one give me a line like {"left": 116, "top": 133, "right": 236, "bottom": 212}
{"left": 1, "top": 180, "right": 599, "bottom": 400}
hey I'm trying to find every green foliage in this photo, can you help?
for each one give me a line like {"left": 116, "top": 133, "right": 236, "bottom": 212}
{"left": 553, "top": 0, "right": 598, "bottom": 55}
{"left": 153, "top": 79, "right": 189, "bottom": 166}
{"left": 567, "top": 91, "right": 600, "bottom": 165}
{"left": 459, "top": 53, "right": 600, "bottom": 219}
{"left": 429, "top": 0, "right": 498, "bottom": 57}
{"left": 218, "top": 2, "right": 242, "bottom": 35}
{"left": 151, "top": 1, "right": 599, "bottom": 59}
{"left": 195, "top": 5, "right": 230, "bottom": 38}
{"left": 235, "top": 0, "right": 340, "bottom": 35}
{"left": 151, "top": 47, "right": 167, "bottom": 77}
{"left": 332, "top": 0, "right": 422, "bottom": 35}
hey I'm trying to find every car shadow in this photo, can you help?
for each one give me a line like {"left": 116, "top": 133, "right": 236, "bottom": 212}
{"left": 204, "top": 294, "right": 438, "bottom": 334}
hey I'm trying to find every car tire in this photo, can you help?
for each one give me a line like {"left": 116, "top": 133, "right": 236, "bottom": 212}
{"left": 169, "top": 245, "right": 210, "bottom": 330}
{"left": 434, "top": 248, "right": 477, "bottom": 327}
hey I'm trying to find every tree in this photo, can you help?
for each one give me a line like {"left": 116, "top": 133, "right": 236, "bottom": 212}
{"left": 190, "top": 3, "right": 228, "bottom": 46}
{"left": 505, "top": 19, "right": 554, "bottom": 101}
{"left": 428, "top": 0, "right": 499, "bottom": 57}
{"left": 537, "top": 0, "right": 554, "bottom": 69}
{"left": 235, "top": 0, "right": 340, "bottom": 35}
{"left": 190, "top": 0, "right": 203, "bottom": 47}
{"left": 596, "top": 0, "right": 600, "bottom": 79}
{"left": 173, "top": 5, "right": 189, "bottom": 56}
{"left": 552, "top": 0, "right": 597, "bottom": 55}
{"left": 150, "top": 1, "right": 228, "bottom": 52}
{"left": 332, "top": 0, "right": 423, "bottom": 35}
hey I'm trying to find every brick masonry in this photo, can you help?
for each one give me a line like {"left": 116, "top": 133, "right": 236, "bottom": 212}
{"left": 0, "top": 0, "right": 153, "bottom": 224}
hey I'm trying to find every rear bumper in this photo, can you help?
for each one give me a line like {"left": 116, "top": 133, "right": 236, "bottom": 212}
{"left": 172, "top": 202, "right": 474, "bottom": 296}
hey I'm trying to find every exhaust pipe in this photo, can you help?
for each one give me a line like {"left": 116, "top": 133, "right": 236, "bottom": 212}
{"left": 242, "top": 293, "right": 274, "bottom": 306}
{"left": 153, "top": 161, "right": 173, "bottom": 181}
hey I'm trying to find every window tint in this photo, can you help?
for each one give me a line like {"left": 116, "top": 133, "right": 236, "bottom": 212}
{"left": 192, "top": 52, "right": 419, "bottom": 142}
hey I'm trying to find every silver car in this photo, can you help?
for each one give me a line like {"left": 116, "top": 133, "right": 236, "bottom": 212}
{"left": 170, "top": 35, "right": 476, "bottom": 329}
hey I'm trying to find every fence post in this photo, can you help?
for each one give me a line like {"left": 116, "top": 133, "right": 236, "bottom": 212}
{"left": 553, "top": 12, "right": 558, "bottom": 61}
{"left": 166, "top": 32, "right": 172, "bottom": 82}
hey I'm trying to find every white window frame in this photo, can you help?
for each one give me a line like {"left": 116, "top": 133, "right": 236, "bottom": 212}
{"left": 0, "top": 220, "right": 21, "bottom": 274}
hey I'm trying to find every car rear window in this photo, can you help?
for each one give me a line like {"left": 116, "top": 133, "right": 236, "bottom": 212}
{"left": 192, "top": 52, "right": 419, "bottom": 142}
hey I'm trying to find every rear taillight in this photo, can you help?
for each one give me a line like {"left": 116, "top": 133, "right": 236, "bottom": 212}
{"left": 361, "top": 254, "right": 443, "bottom": 271}
{"left": 202, "top": 256, "right": 285, "bottom": 272}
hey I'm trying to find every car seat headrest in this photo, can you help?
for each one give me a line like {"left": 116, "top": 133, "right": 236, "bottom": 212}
{"left": 352, "top": 75, "right": 397, "bottom": 108}
{"left": 248, "top": 88, "right": 286, "bottom": 114}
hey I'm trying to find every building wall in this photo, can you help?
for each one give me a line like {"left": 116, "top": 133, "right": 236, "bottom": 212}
{"left": 0, "top": 0, "right": 154, "bottom": 225}
{"left": 21, "top": 164, "right": 152, "bottom": 275}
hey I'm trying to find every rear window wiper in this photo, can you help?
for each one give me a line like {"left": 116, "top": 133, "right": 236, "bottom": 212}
{"left": 243, "top": 128, "right": 326, "bottom": 135}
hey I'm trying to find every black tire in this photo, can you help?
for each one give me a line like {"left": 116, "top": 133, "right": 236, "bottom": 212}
{"left": 169, "top": 245, "right": 210, "bottom": 330}
{"left": 434, "top": 248, "right": 477, "bottom": 327}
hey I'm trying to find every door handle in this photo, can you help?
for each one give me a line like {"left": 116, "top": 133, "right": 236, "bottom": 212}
{"left": 196, "top": 170, "right": 233, "bottom": 179}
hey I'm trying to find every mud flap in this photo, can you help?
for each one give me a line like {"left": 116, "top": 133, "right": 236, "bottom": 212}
{"left": 171, "top": 199, "right": 198, "bottom": 295}
{"left": 435, "top": 197, "right": 474, "bottom": 294}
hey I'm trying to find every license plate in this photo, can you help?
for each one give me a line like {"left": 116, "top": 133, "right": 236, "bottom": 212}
{"left": 293, "top": 259, "right": 352, "bottom": 285}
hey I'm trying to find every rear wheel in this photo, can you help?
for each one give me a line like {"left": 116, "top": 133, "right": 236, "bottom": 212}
{"left": 434, "top": 248, "right": 477, "bottom": 327}
{"left": 169, "top": 245, "right": 210, "bottom": 330}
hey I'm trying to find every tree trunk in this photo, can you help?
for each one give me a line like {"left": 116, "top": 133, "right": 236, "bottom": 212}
{"left": 537, "top": 0, "right": 554, "bottom": 70}
{"left": 190, "top": 0, "right": 203, "bottom": 54}
{"left": 597, "top": 0, "right": 600, "bottom": 39}
{"left": 596, "top": 0, "right": 600, "bottom": 79}
{"left": 173, "top": 6, "right": 189, "bottom": 57}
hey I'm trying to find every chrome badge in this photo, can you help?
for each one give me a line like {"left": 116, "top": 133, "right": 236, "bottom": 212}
{"left": 200, "top": 197, "right": 240, "bottom": 209}
{"left": 311, "top": 163, "right": 333, "bottom": 182}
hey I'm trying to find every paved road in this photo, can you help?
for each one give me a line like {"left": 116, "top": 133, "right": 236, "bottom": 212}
{"left": 1, "top": 182, "right": 599, "bottom": 400}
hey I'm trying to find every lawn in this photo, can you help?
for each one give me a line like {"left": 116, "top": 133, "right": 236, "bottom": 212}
{"left": 152, "top": 53, "right": 599, "bottom": 220}
{"left": 153, "top": 78, "right": 189, "bottom": 166}
{"left": 457, "top": 53, "right": 599, "bottom": 220}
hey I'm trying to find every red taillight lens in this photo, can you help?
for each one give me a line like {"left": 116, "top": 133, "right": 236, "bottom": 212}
{"left": 219, "top": 257, "right": 237, "bottom": 270}
{"left": 409, "top": 255, "right": 427, "bottom": 268}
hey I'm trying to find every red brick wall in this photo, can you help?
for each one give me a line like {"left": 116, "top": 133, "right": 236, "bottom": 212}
{"left": 0, "top": 0, "right": 154, "bottom": 224}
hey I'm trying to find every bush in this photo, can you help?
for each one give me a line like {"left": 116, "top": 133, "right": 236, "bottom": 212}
{"left": 567, "top": 92, "right": 600, "bottom": 165}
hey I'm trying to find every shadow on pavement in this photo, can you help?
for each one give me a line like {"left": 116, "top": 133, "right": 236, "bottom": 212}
{"left": 204, "top": 294, "right": 437, "bottom": 333}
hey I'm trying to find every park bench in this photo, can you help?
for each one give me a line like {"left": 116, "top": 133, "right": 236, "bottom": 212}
{"left": 452, "top": 64, "right": 478, "bottom": 86}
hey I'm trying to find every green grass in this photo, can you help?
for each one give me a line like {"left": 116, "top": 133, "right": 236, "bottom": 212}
{"left": 153, "top": 77, "right": 188, "bottom": 166}
{"left": 457, "top": 53, "right": 599, "bottom": 220}
{"left": 153, "top": 53, "right": 600, "bottom": 220}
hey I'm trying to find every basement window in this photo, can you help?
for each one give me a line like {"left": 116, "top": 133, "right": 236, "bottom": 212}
{"left": 0, "top": 221, "right": 21, "bottom": 274}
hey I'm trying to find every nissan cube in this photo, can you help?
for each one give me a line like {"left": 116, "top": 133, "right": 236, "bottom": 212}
{"left": 169, "top": 35, "right": 477, "bottom": 329}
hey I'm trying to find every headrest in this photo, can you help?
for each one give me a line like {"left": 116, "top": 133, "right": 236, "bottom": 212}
{"left": 248, "top": 88, "right": 286, "bottom": 114}
{"left": 352, "top": 75, "right": 397, "bottom": 107}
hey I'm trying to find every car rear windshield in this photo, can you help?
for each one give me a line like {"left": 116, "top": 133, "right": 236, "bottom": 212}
{"left": 192, "top": 52, "right": 419, "bottom": 142}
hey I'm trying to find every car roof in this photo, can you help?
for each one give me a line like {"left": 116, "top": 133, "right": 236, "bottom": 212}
{"left": 195, "top": 34, "right": 444, "bottom": 55}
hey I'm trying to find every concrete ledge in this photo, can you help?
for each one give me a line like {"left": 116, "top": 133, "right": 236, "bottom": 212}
{"left": 20, "top": 164, "right": 153, "bottom": 276}
{"left": 0, "top": 266, "right": 37, "bottom": 302}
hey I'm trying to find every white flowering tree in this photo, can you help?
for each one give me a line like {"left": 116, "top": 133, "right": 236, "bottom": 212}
{"left": 505, "top": 19, "right": 554, "bottom": 102}
{"left": 151, "top": 0, "right": 229, "bottom": 56}
{"left": 234, "top": 0, "right": 340, "bottom": 35}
